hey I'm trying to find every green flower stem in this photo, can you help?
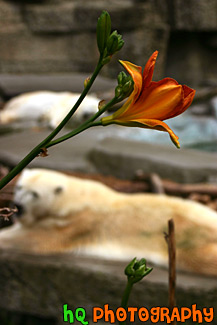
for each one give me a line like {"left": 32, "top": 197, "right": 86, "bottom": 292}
{"left": 121, "top": 279, "right": 134, "bottom": 310}
{"left": 0, "top": 59, "right": 104, "bottom": 190}
{"left": 120, "top": 278, "right": 134, "bottom": 325}
{"left": 46, "top": 96, "right": 118, "bottom": 148}
{"left": 46, "top": 120, "right": 102, "bottom": 149}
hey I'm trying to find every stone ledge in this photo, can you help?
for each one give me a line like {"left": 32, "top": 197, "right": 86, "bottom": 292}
{"left": 89, "top": 137, "right": 217, "bottom": 183}
{"left": 0, "top": 73, "right": 116, "bottom": 97}
{"left": 0, "top": 249, "right": 216, "bottom": 324}
{"left": 1, "top": 128, "right": 217, "bottom": 184}
{"left": 0, "top": 128, "right": 98, "bottom": 174}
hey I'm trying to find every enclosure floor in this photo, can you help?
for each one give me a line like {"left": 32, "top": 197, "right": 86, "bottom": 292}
{"left": 0, "top": 127, "right": 217, "bottom": 183}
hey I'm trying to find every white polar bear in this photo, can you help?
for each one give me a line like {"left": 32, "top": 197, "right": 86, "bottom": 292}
{"left": 0, "top": 168, "right": 217, "bottom": 277}
{"left": 0, "top": 91, "right": 100, "bottom": 128}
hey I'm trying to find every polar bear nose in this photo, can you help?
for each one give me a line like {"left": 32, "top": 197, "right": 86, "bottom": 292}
{"left": 14, "top": 202, "right": 24, "bottom": 217}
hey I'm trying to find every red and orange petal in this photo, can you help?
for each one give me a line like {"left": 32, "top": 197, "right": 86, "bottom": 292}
{"left": 101, "top": 51, "right": 196, "bottom": 148}
{"left": 182, "top": 85, "right": 196, "bottom": 112}
{"left": 143, "top": 50, "right": 158, "bottom": 88}
{"left": 119, "top": 79, "right": 184, "bottom": 121}
{"left": 119, "top": 60, "right": 142, "bottom": 103}
{"left": 114, "top": 118, "right": 180, "bottom": 148}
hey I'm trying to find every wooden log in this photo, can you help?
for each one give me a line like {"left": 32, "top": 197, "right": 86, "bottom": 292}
{"left": 163, "top": 180, "right": 217, "bottom": 198}
{"left": 149, "top": 173, "right": 165, "bottom": 194}
{"left": 135, "top": 170, "right": 217, "bottom": 197}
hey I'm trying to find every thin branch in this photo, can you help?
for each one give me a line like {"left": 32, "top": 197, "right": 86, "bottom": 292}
{"left": 165, "top": 219, "right": 176, "bottom": 324}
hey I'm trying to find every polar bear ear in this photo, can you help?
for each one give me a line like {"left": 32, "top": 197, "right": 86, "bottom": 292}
{"left": 54, "top": 186, "right": 63, "bottom": 194}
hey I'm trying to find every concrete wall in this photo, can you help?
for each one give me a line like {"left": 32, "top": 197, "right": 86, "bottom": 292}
{"left": 0, "top": 0, "right": 217, "bottom": 87}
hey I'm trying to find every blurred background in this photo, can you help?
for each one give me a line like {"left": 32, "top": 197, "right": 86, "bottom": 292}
{"left": 1, "top": 0, "right": 217, "bottom": 151}
{"left": 0, "top": 1, "right": 217, "bottom": 324}
{"left": 0, "top": 0, "right": 216, "bottom": 86}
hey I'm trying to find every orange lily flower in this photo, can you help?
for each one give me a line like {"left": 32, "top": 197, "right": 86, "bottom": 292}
{"left": 101, "top": 51, "right": 196, "bottom": 148}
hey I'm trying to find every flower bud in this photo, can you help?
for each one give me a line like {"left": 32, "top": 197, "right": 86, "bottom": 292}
{"left": 115, "top": 85, "right": 122, "bottom": 98}
{"left": 107, "top": 31, "right": 124, "bottom": 56}
{"left": 117, "top": 72, "right": 123, "bottom": 85}
{"left": 97, "top": 11, "right": 111, "bottom": 55}
{"left": 107, "top": 31, "right": 119, "bottom": 55}
{"left": 115, "top": 74, "right": 134, "bottom": 100}
{"left": 101, "top": 56, "right": 111, "bottom": 65}
{"left": 98, "top": 99, "right": 106, "bottom": 111}
{"left": 125, "top": 257, "right": 153, "bottom": 284}
{"left": 117, "top": 35, "right": 124, "bottom": 51}
{"left": 133, "top": 265, "right": 153, "bottom": 283}
{"left": 123, "top": 80, "right": 133, "bottom": 93}
{"left": 118, "top": 71, "right": 128, "bottom": 86}
{"left": 84, "top": 77, "right": 90, "bottom": 88}
{"left": 125, "top": 257, "right": 137, "bottom": 276}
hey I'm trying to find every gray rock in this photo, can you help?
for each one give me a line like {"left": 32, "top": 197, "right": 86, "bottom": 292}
{"left": 0, "top": 128, "right": 98, "bottom": 173}
{"left": 189, "top": 103, "right": 211, "bottom": 116}
{"left": 0, "top": 0, "right": 216, "bottom": 87}
{"left": 25, "top": 2, "right": 79, "bottom": 33}
{"left": 0, "top": 0, "right": 170, "bottom": 80}
{"left": 25, "top": 1, "right": 147, "bottom": 34}
{"left": 0, "top": 250, "right": 216, "bottom": 324}
{"left": 89, "top": 136, "right": 217, "bottom": 183}
{"left": 165, "top": 31, "right": 217, "bottom": 87}
{"left": 210, "top": 96, "right": 217, "bottom": 118}
{"left": 174, "top": 0, "right": 217, "bottom": 31}
{"left": 1, "top": 121, "right": 217, "bottom": 184}
{"left": 24, "top": 0, "right": 170, "bottom": 80}
{"left": 0, "top": 73, "right": 116, "bottom": 97}
{"left": 0, "top": 0, "right": 26, "bottom": 33}
{"left": 0, "top": 117, "right": 217, "bottom": 184}
{"left": 0, "top": 30, "right": 98, "bottom": 74}
{"left": 102, "top": 24, "right": 169, "bottom": 79}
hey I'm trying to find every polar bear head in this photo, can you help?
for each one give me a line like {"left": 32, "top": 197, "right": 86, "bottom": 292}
{"left": 13, "top": 169, "right": 70, "bottom": 227}
{"left": 13, "top": 168, "right": 114, "bottom": 228}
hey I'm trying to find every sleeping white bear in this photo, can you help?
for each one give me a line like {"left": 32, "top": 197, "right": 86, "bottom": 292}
{"left": 0, "top": 168, "right": 217, "bottom": 277}
{"left": 0, "top": 91, "right": 100, "bottom": 128}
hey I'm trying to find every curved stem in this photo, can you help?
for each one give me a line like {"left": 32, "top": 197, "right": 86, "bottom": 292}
{"left": 0, "top": 59, "right": 103, "bottom": 190}
{"left": 121, "top": 279, "right": 133, "bottom": 309}
{"left": 46, "top": 96, "right": 118, "bottom": 148}
{"left": 46, "top": 121, "right": 102, "bottom": 149}
{"left": 120, "top": 279, "right": 133, "bottom": 325}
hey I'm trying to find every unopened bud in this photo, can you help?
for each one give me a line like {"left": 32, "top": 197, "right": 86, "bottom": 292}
{"left": 107, "top": 31, "right": 119, "bottom": 55}
{"left": 98, "top": 99, "right": 106, "bottom": 111}
{"left": 115, "top": 74, "right": 134, "bottom": 100}
{"left": 115, "top": 85, "right": 122, "bottom": 98}
{"left": 123, "top": 80, "right": 133, "bottom": 93}
{"left": 97, "top": 11, "right": 111, "bottom": 55}
{"left": 101, "top": 56, "right": 111, "bottom": 65}
{"left": 125, "top": 257, "right": 137, "bottom": 277}
{"left": 84, "top": 77, "right": 91, "bottom": 88}
{"left": 107, "top": 30, "right": 124, "bottom": 56}
{"left": 125, "top": 257, "right": 153, "bottom": 284}
{"left": 118, "top": 71, "right": 128, "bottom": 86}
{"left": 117, "top": 39, "right": 124, "bottom": 51}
